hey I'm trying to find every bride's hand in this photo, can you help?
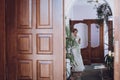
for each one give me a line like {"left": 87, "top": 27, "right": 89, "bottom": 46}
{"left": 78, "top": 39, "right": 80, "bottom": 44}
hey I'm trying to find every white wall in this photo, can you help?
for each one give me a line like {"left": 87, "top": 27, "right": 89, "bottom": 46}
{"left": 66, "top": 0, "right": 113, "bottom": 20}
{"left": 68, "top": 4, "right": 97, "bottom": 20}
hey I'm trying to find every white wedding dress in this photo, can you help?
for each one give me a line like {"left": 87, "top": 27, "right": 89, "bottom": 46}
{"left": 72, "top": 35, "right": 85, "bottom": 72}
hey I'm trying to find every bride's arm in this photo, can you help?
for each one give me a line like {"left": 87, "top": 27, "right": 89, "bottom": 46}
{"left": 78, "top": 38, "right": 80, "bottom": 44}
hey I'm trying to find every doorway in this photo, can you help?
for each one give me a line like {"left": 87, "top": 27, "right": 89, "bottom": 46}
{"left": 65, "top": 0, "right": 114, "bottom": 80}
{"left": 70, "top": 19, "right": 104, "bottom": 65}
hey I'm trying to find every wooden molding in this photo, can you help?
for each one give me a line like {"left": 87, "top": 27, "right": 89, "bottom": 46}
{"left": 0, "top": 0, "right": 6, "bottom": 79}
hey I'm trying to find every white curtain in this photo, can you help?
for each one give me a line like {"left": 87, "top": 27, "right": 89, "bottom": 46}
{"left": 74, "top": 23, "right": 88, "bottom": 48}
{"left": 74, "top": 23, "right": 101, "bottom": 48}
{"left": 91, "top": 24, "right": 100, "bottom": 47}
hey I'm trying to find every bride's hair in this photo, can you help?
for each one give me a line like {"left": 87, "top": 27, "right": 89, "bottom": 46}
{"left": 72, "top": 28, "right": 78, "bottom": 33}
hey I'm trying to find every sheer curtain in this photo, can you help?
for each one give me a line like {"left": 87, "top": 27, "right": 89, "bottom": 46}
{"left": 91, "top": 24, "right": 100, "bottom": 47}
{"left": 74, "top": 23, "right": 101, "bottom": 48}
{"left": 74, "top": 23, "right": 88, "bottom": 48}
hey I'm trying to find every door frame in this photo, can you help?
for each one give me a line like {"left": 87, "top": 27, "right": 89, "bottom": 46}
{"left": 0, "top": 0, "right": 6, "bottom": 79}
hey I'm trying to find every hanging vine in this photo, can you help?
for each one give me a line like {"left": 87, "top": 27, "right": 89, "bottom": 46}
{"left": 97, "top": 2, "right": 112, "bottom": 24}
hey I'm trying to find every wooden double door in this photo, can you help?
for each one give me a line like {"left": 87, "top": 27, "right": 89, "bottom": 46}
{"left": 6, "top": 0, "right": 64, "bottom": 80}
{"left": 70, "top": 19, "right": 104, "bottom": 65}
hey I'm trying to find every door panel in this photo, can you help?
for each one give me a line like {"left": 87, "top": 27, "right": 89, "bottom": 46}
{"left": 37, "top": 34, "right": 53, "bottom": 54}
{"left": 17, "top": 34, "right": 32, "bottom": 54}
{"left": 81, "top": 47, "right": 90, "bottom": 64}
{"left": 6, "top": 0, "right": 64, "bottom": 80}
{"left": 90, "top": 24, "right": 102, "bottom": 63}
{"left": 89, "top": 21, "right": 104, "bottom": 63}
{"left": 17, "top": 0, "right": 32, "bottom": 29}
{"left": 37, "top": 60, "right": 53, "bottom": 80}
{"left": 36, "top": 0, "right": 52, "bottom": 28}
{"left": 91, "top": 24, "right": 100, "bottom": 48}
{"left": 17, "top": 60, "right": 33, "bottom": 79}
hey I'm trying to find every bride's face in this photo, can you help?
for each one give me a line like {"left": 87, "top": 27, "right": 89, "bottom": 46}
{"left": 73, "top": 31, "right": 77, "bottom": 36}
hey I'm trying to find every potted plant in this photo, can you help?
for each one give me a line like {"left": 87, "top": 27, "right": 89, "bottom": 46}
{"left": 104, "top": 51, "right": 114, "bottom": 78}
{"left": 66, "top": 26, "right": 77, "bottom": 79}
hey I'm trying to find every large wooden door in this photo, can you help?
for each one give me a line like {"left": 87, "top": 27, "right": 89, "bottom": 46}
{"left": 80, "top": 20, "right": 104, "bottom": 64}
{"left": 89, "top": 20, "right": 104, "bottom": 63}
{"left": 6, "top": 0, "right": 64, "bottom": 80}
{"left": 70, "top": 19, "right": 104, "bottom": 64}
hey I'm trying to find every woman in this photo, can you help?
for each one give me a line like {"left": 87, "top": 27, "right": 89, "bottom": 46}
{"left": 72, "top": 28, "right": 85, "bottom": 72}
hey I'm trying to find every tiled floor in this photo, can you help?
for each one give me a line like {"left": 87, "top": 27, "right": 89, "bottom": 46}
{"left": 69, "top": 63, "right": 113, "bottom": 80}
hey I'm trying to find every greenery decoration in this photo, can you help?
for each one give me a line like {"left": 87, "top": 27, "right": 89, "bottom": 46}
{"left": 87, "top": 0, "right": 112, "bottom": 25}
{"left": 105, "top": 53, "right": 114, "bottom": 69}
{"left": 104, "top": 52, "right": 114, "bottom": 78}
{"left": 66, "top": 25, "right": 78, "bottom": 79}
{"left": 97, "top": 3, "right": 112, "bottom": 24}
{"left": 66, "top": 26, "right": 78, "bottom": 66}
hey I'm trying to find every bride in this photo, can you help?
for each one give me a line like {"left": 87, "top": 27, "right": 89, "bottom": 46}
{"left": 72, "top": 28, "right": 85, "bottom": 72}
